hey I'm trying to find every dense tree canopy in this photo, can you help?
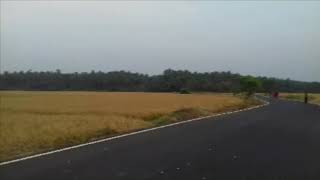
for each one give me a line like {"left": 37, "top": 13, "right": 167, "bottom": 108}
{"left": 1, "top": 69, "right": 319, "bottom": 93}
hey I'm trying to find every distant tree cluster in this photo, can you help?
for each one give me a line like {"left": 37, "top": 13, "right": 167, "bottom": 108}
{"left": 1, "top": 69, "right": 320, "bottom": 93}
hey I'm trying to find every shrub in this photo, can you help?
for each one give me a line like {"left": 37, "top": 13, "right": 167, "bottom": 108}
{"left": 179, "top": 88, "right": 191, "bottom": 94}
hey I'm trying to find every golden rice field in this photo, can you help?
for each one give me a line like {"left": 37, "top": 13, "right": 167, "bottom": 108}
{"left": 0, "top": 91, "right": 259, "bottom": 161}
{"left": 280, "top": 93, "right": 320, "bottom": 105}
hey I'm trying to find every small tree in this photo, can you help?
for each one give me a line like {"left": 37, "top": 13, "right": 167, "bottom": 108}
{"left": 179, "top": 88, "right": 191, "bottom": 94}
{"left": 240, "top": 76, "right": 261, "bottom": 97}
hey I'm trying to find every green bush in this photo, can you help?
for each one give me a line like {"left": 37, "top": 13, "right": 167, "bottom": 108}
{"left": 179, "top": 88, "right": 191, "bottom": 94}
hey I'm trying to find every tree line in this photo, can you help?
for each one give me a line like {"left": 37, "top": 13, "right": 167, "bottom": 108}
{"left": 1, "top": 69, "right": 319, "bottom": 93}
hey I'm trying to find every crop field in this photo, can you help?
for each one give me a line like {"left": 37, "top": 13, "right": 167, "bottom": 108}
{"left": 0, "top": 91, "right": 259, "bottom": 161}
{"left": 280, "top": 93, "right": 320, "bottom": 105}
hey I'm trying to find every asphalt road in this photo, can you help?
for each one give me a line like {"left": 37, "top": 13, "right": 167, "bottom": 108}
{"left": 1, "top": 99, "right": 320, "bottom": 180}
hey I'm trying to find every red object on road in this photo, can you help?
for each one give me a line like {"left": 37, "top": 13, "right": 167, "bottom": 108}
{"left": 272, "top": 92, "right": 279, "bottom": 98}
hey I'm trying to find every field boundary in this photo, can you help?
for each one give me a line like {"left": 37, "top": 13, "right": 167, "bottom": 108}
{"left": 0, "top": 97, "right": 269, "bottom": 166}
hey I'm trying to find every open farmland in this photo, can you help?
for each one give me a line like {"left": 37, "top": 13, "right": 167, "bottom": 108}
{"left": 280, "top": 93, "right": 320, "bottom": 105}
{"left": 0, "top": 91, "right": 259, "bottom": 161}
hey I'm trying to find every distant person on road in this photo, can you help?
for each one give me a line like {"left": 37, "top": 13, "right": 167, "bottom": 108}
{"left": 272, "top": 92, "right": 279, "bottom": 99}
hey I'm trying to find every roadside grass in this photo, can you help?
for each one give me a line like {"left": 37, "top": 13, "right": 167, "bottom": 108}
{"left": 280, "top": 93, "right": 320, "bottom": 105}
{"left": 0, "top": 91, "right": 260, "bottom": 162}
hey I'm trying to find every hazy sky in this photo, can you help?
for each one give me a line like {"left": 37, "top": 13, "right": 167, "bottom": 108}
{"left": 1, "top": 1, "right": 319, "bottom": 82}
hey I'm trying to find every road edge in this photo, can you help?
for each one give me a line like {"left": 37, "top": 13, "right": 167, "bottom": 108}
{"left": 0, "top": 97, "right": 269, "bottom": 166}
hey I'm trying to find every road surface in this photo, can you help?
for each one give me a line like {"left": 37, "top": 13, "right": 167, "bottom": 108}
{"left": 1, "top": 99, "right": 320, "bottom": 180}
